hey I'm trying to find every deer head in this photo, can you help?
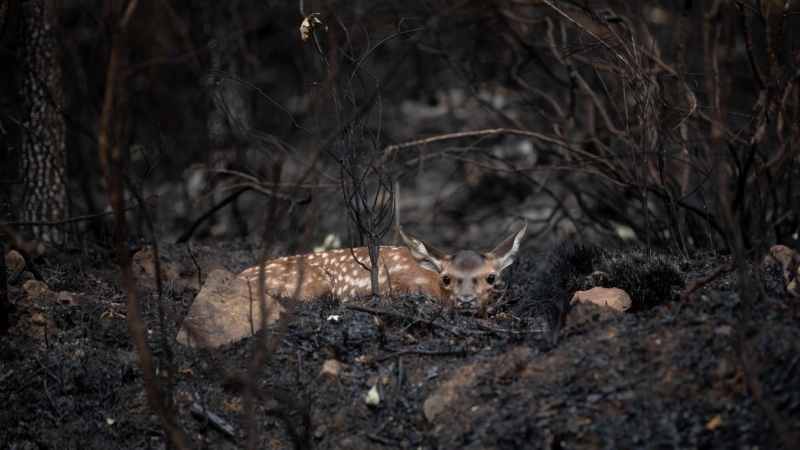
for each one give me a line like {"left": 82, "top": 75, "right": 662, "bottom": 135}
{"left": 398, "top": 221, "right": 527, "bottom": 315}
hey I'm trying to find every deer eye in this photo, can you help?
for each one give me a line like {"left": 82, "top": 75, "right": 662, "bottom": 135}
{"left": 442, "top": 275, "right": 451, "bottom": 286}
{"left": 486, "top": 274, "right": 496, "bottom": 285}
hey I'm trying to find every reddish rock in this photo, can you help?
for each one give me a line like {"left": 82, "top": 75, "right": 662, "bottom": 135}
{"left": 763, "top": 245, "right": 800, "bottom": 297}
{"left": 132, "top": 246, "right": 191, "bottom": 291}
{"left": 763, "top": 245, "right": 799, "bottom": 282}
{"left": 319, "top": 359, "right": 344, "bottom": 380}
{"left": 571, "top": 286, "right": 632, "bottom": 312}
{"left": 22, "top": 280, "right": 55, "bottom": 302}
{"left": 56, "top": 291, "right": 78, "bottom": 307}
{"left": 176, "top": 269, "right": 284, "bottom": 348}
{"left": 5, "top": 250, "right": 25, "bottom": 272}
{"left": 31, "top": 313, "right": 47, "bottom": 326}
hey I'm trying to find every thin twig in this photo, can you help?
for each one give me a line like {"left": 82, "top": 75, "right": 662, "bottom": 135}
{"left": 186, "top": 244, "right": 202, "bottom": 291}
{"left": 344, "top": 304, "right": 487, "bottom": 336}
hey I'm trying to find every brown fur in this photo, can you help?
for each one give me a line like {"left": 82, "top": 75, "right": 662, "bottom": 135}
{"left": 237, "top": 222, "right": 526, "bottom": 316}
{"left": 237, "top": 247, "right": 445, "bottom": 301}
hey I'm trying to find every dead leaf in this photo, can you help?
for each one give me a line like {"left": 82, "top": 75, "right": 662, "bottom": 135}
{"left": 364, "top": 384, "right": 380, "bottom": 406}
{"left": 705, "top": 415, "right": 723, "bottom": 430}
{"left": 355, "top": 354, "right": 374, "bottom": 364}
{"left": 300, "top": 13, "right": 327, "bottom": 42}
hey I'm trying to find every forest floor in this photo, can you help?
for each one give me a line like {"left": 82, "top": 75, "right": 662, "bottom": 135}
{"left": 1, "top": 238, "right": 799, "bottom": 449}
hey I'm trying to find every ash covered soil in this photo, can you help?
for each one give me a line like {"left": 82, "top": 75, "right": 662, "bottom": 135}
{"left": 1, "top": 240, "right": 799, "bottom": 449}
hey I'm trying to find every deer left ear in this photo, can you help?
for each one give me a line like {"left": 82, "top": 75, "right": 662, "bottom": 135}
{"left": 489, "top": 220, "right": 527, "bottom": 271}
{"left": 398, "top": 225, "right": 446, "bottom": 273}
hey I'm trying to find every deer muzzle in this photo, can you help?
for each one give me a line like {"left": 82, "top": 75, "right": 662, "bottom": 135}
{"left": 456, "top": 294, "right": 479, "bottom": 310}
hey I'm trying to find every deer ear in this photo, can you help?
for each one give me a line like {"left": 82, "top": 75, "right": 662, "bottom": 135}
{"left": 398, "top": 225, "right": 446, "bottom": 273}
{"left": 489, "top": 220, "right": 527, "bottom": 271}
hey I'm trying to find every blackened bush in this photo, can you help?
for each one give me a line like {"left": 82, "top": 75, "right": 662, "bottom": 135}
{"left": 508, "top": 244, "right": 685, "bottom": 326}
{"left": 508, "top": 243, "right": 606, "bottom": 326}
{"left": 592, "top": 250, "right": 685, "bottom": 312}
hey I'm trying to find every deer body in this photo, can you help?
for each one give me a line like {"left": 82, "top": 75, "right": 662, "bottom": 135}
{"left": 236, "top": 222, "right": 527, "bottom": 316}
{"left": 237, "top": 246, "right": 445, "bottom": 301}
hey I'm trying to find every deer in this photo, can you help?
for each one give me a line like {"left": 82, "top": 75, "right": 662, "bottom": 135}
{"left": 236, "top": 221, "right": 527, "bottom": 316}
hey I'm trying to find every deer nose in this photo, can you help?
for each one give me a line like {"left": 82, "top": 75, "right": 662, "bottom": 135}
{"left": 456, "top": 295, "right": 478, "bottom": 309}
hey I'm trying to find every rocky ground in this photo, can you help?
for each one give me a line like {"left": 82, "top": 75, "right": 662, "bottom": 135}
{"left": 1, "top": 240, "right": 799, "bottom": 449}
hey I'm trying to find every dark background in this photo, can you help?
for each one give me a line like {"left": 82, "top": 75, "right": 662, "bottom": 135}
{"left": 1, "top": 0, "right": 796, "bottom": 256}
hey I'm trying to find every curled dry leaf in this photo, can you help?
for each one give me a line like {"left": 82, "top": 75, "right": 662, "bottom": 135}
{"left": 705, "top": 414, "right": 723, "bottom": 430}
{"left": 300, "top": 13, "right": 327, "bottom": 42}
{"left": 364, "top": 384, "right": 380, "bottom": 406}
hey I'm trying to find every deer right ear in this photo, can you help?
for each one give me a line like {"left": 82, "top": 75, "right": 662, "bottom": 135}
{"left": 398, "top": 225, "right": 446, "bottom": 273}
{"left": 489, "top": 220, "right": 527, "bottom": 271}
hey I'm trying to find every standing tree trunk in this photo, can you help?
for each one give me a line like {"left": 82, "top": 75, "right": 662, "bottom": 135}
{"left": 18, "top": 0, "right": 67, "bottom": 244}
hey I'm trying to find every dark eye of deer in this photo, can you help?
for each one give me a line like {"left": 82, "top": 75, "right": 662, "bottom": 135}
{"left": 442, "top": 275, "right": 451, "bottom": 286}
{"left": 486, "top": 274, "right": 496, "bottom": 285}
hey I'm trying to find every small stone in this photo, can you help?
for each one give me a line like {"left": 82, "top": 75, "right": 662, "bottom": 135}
{"left": 571, "top": 287, "right": 632, "bottom": 312}
{"left": 422, "top": 388, "right": 453, "bottom": 422}
{"left": 72, "top": 349, "right": 86, "bottom": 361}
{"left": 56, "top": 291, "right": 78, "bottom": 307}
{"left": 597, "top": 325, "right": 619, "bottom": 341}
{"left": 132, "top": 247, "right": 190, "bottom": 291}
{"left": 714, "top": 325, "right": 733, "bottom": 336}
{"left": 31, "top": 313, "right": 47, "bottom": 326}
{"left": 586, "top": 393, "right": 602, "bottom": 404}
{"left": 23, "top": 280, "right": 54, "bottom": 302}
{"left": 715, "top": 358, "right": 735, "bottom": 379}
{"left": 319, "top": 359, "right": 343, "bottom": 380}
{"left": 5, "top": 250, "right": 25, "bottom": 271}
{"left": 615, "top": 390, "right": 636, "bottom": 401}
{"left": 763, "top": 245, "right": 799, "bottom": 286}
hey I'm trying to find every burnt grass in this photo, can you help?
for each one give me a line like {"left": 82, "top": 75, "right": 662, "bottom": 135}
{"left": 1, "top": 242, "right": 799, "bottom": 449}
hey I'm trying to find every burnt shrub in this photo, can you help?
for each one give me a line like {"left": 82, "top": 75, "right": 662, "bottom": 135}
{"left": 508, "top": 244, "right": 685, "bottom": 325}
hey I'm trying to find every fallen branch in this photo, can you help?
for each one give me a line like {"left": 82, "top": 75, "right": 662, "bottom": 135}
{"left": 190, "top": 402, "right": 236, "bottom": 440}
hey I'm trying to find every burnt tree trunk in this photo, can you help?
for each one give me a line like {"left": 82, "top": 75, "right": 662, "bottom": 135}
{"left": 18, "top": 0, "right": 67, "bottom": 244}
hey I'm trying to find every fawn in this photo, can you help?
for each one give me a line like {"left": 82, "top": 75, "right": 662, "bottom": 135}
{"left": 236, "top": 222, "right": 527, "bottom": 316}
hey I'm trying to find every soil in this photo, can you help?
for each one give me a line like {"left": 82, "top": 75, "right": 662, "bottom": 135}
{"left": 1, "top": 240, "right": 799, "bottom": 449}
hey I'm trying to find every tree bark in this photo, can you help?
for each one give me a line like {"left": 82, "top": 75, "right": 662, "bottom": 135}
{"left": 19, "top": 0, "right": 67, "bottom": 243}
